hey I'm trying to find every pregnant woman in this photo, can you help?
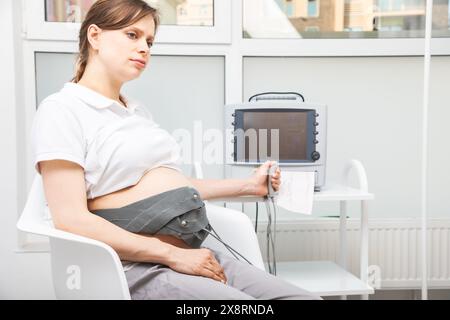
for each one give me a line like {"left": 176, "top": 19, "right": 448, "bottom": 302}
{"left": 32, "top": 0, "right": 321, "bottom": 300}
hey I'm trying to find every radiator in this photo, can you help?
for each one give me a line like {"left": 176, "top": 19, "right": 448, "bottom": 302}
{"left": 256, "top": 218, "right": 450, "bottom": 289}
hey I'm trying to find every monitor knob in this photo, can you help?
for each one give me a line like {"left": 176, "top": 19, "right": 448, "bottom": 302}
{"left": 311, "top": 151, "right": 320, "bottom": 161}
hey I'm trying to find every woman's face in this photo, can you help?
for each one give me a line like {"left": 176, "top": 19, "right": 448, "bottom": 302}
{"left": 92, "top": 15, "right": 155, "bottom": 83}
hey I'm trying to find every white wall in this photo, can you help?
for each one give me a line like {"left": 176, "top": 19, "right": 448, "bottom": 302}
{"left": 0, "top": 0, "right": 55, "bottom": 299}
{"left": 243, "top": 56, "right": 450, "bottom": 220}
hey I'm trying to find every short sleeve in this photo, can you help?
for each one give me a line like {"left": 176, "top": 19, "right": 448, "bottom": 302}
{"left": 31, "top": 99, "right": 86, "bottom": 174}
{"left": 137, "top": 106, "right": 155, "bottom": 123}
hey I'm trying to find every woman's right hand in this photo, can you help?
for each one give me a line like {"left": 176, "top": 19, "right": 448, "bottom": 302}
{"left": 166, "top": 247, "right": 227, "bottom": 284}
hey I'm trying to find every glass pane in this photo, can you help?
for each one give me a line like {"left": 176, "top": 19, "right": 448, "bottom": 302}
{"left": 45, "top": 0, "right": 95, "bottom": 22}
{"left": 45, "top": 0, "right": 214, "bottom": 26}
{"left": 243, "top": 0, "right": 450, "bottom": 39}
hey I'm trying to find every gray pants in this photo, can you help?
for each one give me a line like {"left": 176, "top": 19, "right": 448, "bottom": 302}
{"left": 124, "top": 247, "right": 322, "bottom": 300}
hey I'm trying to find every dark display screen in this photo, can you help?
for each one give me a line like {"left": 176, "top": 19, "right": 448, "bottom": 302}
{"left": 234, "top": 109, "right": 315, "bottom": 163}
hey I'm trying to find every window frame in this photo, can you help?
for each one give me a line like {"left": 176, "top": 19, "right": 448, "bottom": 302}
{"left": 23, "top": 0, "right": 231, "bottom": 44}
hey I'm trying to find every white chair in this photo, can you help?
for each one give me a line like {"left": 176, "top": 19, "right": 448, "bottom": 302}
{"left": 17, "top": 175, "right": 265, "bottom": 300}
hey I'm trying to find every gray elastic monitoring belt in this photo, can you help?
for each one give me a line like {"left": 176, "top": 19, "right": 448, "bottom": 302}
{"left": 91, "top": 186, "right": 252, "bottom": 264}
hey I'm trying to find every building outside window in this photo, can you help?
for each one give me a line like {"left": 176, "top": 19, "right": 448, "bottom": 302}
{"left": 244, "top": 0, "right": 450, "bottom": 39}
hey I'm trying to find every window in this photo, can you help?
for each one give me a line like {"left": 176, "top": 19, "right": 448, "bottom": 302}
{"left": 243, "top": 0, "right": 450, "bottom": 39}
{"left": 44, "top": 0, "right": 95, "bottom": 23}
{"left": 25, "top": 0, "right": 230, "bottom": 43}
{"left": 44, "top": 0, "right": 213, "bottom": 26}
{"left": 308, "top": 0, "right": 319, "bottom": 17}
{"left": 305, "top": 25, "right": 320, "bottom": 32}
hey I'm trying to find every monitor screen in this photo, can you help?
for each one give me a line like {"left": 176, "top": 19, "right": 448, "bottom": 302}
{"left": 234, "top": 109, "right": 316, "bottom": 163}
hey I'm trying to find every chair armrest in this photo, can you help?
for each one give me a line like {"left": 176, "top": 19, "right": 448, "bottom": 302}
{"left": 203, "top": 202, "right": 265, "bottom": 271}
{"left": 49, "top": 236, "right": 131, "bottom": 300}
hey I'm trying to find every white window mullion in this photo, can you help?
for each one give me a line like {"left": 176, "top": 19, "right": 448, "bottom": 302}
{"left": 222, "top": 0, "right": 243, "bottom": 183}
{"left": 225, "top": 0, "right": 243, "bottom": 105}
{"left": 240, "top": 38, "right": 450, "bottom": 57}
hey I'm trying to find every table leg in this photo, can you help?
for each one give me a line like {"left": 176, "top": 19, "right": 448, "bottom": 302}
{"left": 360, "top": 200, "right": 369, "bottom": 300}
{"left": 339, "top": 201, "right": 347, "bottom": 269}
{"left": 339, "top": 201, "right": 347, "bottom": 300}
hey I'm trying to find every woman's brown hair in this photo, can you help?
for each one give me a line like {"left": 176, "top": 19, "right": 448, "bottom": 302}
{"left": 72, "top": 0, "right": 159, "bottom": 83}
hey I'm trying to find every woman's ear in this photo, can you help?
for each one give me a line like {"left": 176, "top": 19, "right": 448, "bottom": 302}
{"left": 86, "top": 24, "right": 102, "bottom": 51}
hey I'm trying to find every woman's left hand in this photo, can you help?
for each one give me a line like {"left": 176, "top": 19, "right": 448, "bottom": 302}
{"left": 247, "top": 161, "right": 281, "bottom": 197}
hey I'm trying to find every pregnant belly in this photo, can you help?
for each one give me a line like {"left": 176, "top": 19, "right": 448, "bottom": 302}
{"left": 87, "top": 166, "right": 194, "bottom": 211}
{"left": 87, "top": 166, "right": 195, "bottom": 249}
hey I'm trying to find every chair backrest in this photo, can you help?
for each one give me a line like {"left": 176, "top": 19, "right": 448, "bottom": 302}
{"left": 17, "top": 175, "right": 131, "bottom": 300}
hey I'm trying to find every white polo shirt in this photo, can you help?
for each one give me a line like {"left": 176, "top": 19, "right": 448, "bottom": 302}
{"left": 31, "top": 82, "right": 183, "bottom": 199}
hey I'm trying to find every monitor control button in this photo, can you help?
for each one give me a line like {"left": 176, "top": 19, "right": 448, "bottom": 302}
{"left": 311, "top": 151, "right": 321, "bottom": 161}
